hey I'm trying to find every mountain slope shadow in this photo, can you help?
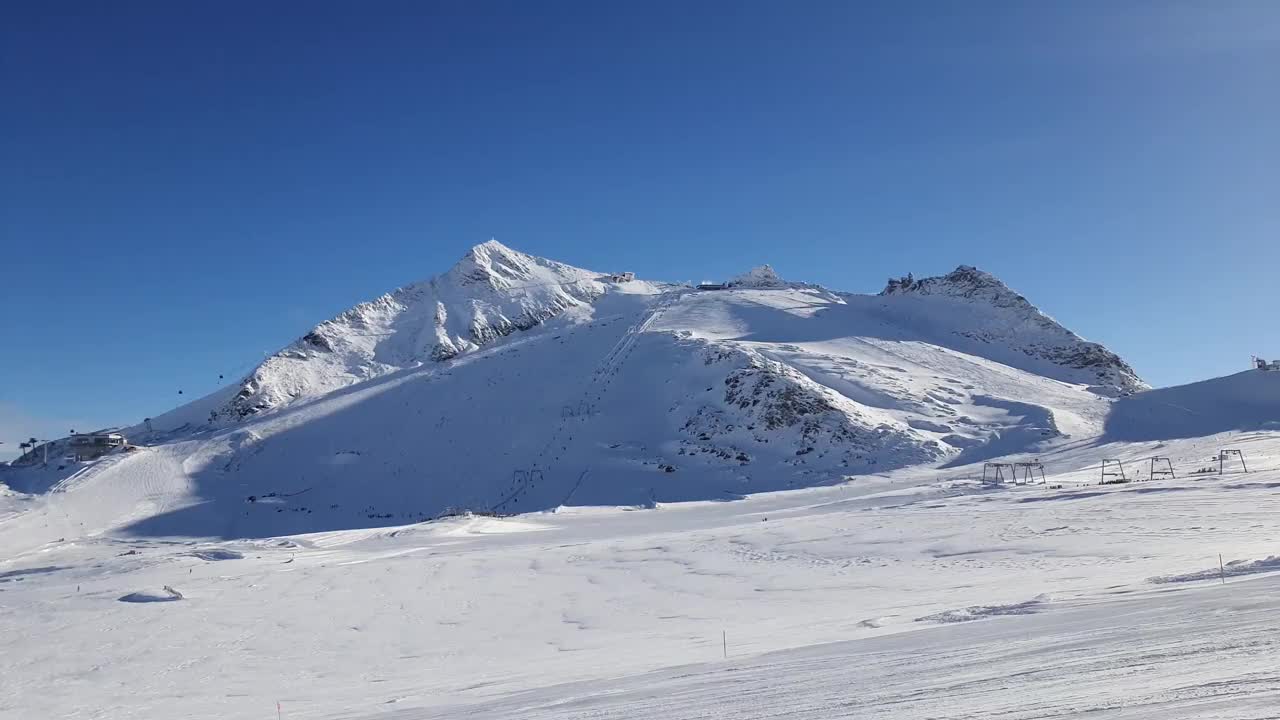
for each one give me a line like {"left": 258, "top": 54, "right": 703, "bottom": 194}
{"left": 1103, "top": 370, "right": 1280, "bottom": 442}
{"left": 116, "top": 309, "right": 887, "bottom": 540}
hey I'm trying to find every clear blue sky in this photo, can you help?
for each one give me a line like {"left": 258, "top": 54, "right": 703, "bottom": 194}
{"left": 2, "top": 1, "right": 1277, "bottom": 455}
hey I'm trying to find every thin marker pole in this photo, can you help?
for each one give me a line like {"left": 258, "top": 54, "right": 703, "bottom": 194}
{"left": 1219, "top": 554, "right": 1226, "bottom": 585}
{"left": 722, "top": 630, "right": 727, "bottom": 659}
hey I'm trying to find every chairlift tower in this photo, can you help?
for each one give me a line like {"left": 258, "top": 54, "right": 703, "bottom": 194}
{"left": 1218, "top": 449, "right": 1248, "bottom": 475}
{"left": 982, "top": 462, "right": 1013, "bottom": 484}
{"left": 1100, "top": 459, "right": 1128, "bottom": 484}
{"left": 1148, "top": 456, "right": 1175, "bottom": 481}
{"left": 1013, "top": 461, "right": 1047, "bottom": 485}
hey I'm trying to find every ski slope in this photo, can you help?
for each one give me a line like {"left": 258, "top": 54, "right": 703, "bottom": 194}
{"left": 3, "top": 429, "right": 1280, "bottom": 719}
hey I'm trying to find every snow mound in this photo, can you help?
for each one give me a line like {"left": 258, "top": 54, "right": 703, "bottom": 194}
{"left": 916, "top": 594, "right": 1051, "bottom": 623}
{"left": 1150, "top": 555, "right": 1280, "bottom": 584}
{"left": 1106, "top": 369, "right": 1280, "bottom": 441}
{"left": 187, "top": 549, "right": 243, "bottom": 561}
{"left": 118, "top": 587, "right": 184, "bottom": 603}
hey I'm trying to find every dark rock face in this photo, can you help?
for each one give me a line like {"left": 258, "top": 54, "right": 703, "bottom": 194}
{"left": 882, "top": 266, "right": 1037, "bottom": 312}
{"left": 302, "top": 331, "right": 332, "bottom": 352}
{"left": 727, "top": 265, "right": 786, "bottom": 289}
{"left": 725, "top": 366, "right": 836, "bottom": 435}
{"left": 684, "top": 344, "right": 946, "bottom": 472}
{"left": 459, "top": 288, "right": 601, "bottom": 355}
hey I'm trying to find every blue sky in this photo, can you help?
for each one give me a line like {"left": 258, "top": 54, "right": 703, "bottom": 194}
{"left": 2, "top": 1, "right": 1277, "bottom": 456}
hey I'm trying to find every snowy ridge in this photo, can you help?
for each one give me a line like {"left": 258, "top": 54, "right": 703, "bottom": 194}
{"left": 880, "top": 266, "right": 1145, "bottom": 395}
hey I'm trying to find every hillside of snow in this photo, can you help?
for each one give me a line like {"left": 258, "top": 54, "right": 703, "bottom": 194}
{"left": 4, "top": 428, "right": 1280, "bottom": 719}
{"left": 1107, "top": 369, "right": 1280, "bottom": 440}
{"left": 1, "top": 242, "right": 1159, "bottom": 543}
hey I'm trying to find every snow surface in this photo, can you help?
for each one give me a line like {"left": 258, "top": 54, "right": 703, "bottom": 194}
{"left": 4, "top": 430, "right": 1280, "bottom": 718}
{"left": 3, "top": 243, "right": 1279, "bottom": 718}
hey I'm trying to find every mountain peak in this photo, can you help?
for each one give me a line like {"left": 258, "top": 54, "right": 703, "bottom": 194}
{"left": 881, "top": 265, "right": 1027, "bottom": 307}
{"left": 728, "top": 264, "right": 785, "bottom": 288}
{"left": 879, "top": 265, "right": 1145, "bottom": 395}
{"left": 210, "top": 241, "right": 610, "bottom": 421}
{"left": 448, "top": 239, "right": 540, "bottom": 290}
{"left": 468, "top": 238, "right": 518, "bottom": 258}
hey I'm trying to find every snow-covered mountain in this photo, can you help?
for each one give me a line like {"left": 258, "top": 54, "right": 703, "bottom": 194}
{"left": 208, "top": 249, "right": 1142, "bottom": 431}
{"left": 2, "top": 240, "right": 1160, "bottom": 541}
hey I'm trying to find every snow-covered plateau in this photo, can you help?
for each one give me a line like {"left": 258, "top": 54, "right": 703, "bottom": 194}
{"left": 3, "top": 241, "right": 1278, "bottom": 719}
